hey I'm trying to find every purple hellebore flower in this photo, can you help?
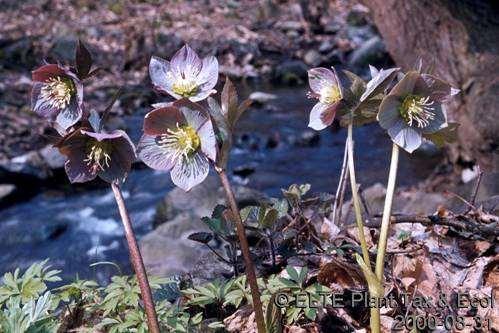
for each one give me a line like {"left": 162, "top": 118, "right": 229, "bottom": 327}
{"left": 31, "top": 64, "right": 84, "bottom": 130}
{"left": 58, "top": 128, "right": 136, "bottom": 183}
{"left": 137, "top": 99, "right": 217, "bottom": 191}
{"left": 378, "top": 71, "right": 459, "bottom": 153}
{"left": 307, "top": 67, "right": 344, "bottom": 130}
{"left": 149, "top": 44, "right": 219, "bottom": 102}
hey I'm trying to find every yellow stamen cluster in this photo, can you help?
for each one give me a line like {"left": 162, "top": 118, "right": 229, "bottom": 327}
{"left": 399, "top": 95, "right": 435, "bottom": 128}
{"left": 171, "top": 77, "right": 198, "bottom": 97}
{"left": 158, "top": 124, "right": 200, "bottom": 160}
{"left": 40, "top": 76, "right": 75, "bottom": 109}
{"left": 319, "top": 85, "right": 341, "bottom": 104}
{"left": 84, "top": 142, "right": 112, "bottom": 174}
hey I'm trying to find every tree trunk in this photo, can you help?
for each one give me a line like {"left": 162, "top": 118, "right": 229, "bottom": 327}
{"left": 360, "top": 0, "right": 499, "bottom": 169}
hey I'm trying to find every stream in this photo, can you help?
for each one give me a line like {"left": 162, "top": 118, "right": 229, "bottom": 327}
{"left": 0, "top": 84, "right": 441, "bottom": 281}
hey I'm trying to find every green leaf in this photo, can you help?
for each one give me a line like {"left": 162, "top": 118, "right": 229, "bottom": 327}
{"left": 423, "top": 122, "right": 460, "bottom": 147}
{"left": 265, "top": 293, "right": 283, "bottom": 333}
{"left": 260, "top": 208, "right": 279, "bottom": 229}
{"left": 285, "top": 267, "right": 300, "bottom": 283}
{"left": 187, "top": 232, "right": 213, "bottom": 244}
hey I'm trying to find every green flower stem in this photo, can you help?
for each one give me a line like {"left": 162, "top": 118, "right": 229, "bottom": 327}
{"left": 216, "top": 168, "right": 266, "bottom": 333}
{"left": 111, "top": 182, "right": 160, "bottom": 333}
{"left": 375, "top": 143, "right": 399, "bottom": 280}
{"left": 347, "top": 123, "right": 371, "bottom": 267}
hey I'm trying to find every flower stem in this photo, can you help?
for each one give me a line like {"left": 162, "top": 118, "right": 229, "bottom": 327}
{"left": 375, "top": 143, "right": 399, "bottom": 280}
{"left": 216, "top": 168, "right": 266, "bottom": 333}
{"left": 347, "top": 123, "right": 371, "bottom": 267}
{"left": 111, "top": 182, "right": 160, "bottom": 333}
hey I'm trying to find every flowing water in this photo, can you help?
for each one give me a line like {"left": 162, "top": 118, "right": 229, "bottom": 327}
{"left": 0, "top": 84, "right": 441, "bottom": 281}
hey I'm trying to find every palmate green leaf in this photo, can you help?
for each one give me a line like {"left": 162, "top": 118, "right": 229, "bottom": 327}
{"left": 285, "top": 267, "right": 300, "bottom": 284}
{"left": 0, "top": 292, "right": 59, "bottom": 333}
{"left": 0, "top": 260, "right": 60, "bottom": 305}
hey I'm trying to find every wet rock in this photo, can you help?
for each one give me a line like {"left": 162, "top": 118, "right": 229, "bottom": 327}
{"left": 153, "top": 175, "right": 267, "bottom": 228}
{"left": 273, "top": 60, "right": 308, "bottom": 85}
{"left": 346, "top": 4, "right": 370, "bottom": 27}
{"left": 303, "top": 49, "right": 322, "bottom": 67}
{"left": 0, "top": 37, "right": 37, "bottom": 69}
{"left": 1, "top": 145, "right": 65, "bottom": 179}
{"left": 0, "top": 184, "right": 15, "bottom": 201}
{"left": 276, "top": 21, "right": 303, "bottom": 32}
{"left": 248, "top": 91, "right": 277, "bottom": 105}
{"left": 318, "top": 40, "right": 334, "bottom": 54}
{"left": 294, "top": 130, "right": 320, "bottom": 147}
{"left": 348, "top": 36, "right": 386, "bottom": 68}
{"left": 140, "top": 213, "right": 212, "bottom": 277}
{"left": 233, "top": 165, "right": 256, "bottom": 178}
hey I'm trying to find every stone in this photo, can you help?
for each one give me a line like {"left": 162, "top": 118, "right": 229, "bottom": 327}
{"left": 348, "top": 36, "right": 386, "bottom": 68}
{"left": 303, "top": 49, "right": 322, "bottom": 67}
{"left": 248, "top": 91, "right": 277, "bottom": 105}
{"left": 153, "top": 175, "right": 268, "bottom": 228}
{"left": 0, "top": 184, "right": 15, "bottom": 201}
{"left": 273, "top": 60, "right": 308, "bottom": 85}
{"left": 3, "top": 145, "right": 66, "bottom": 179}
{"left": 140, "top": 212, "right": 232, "bottom": 279}
{"left": 294, "top": 130, "right": 320, "bottom": 147}
{"left": 346, "top": 4, "right": 370, "bottom": 27}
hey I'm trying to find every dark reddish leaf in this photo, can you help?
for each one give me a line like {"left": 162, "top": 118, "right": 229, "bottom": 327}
{"left": 75, "top": 40, "right": 92, "bottom": 79}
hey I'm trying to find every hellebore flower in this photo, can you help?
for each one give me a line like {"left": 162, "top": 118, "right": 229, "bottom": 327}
{"left": 31, "top": 64, "right": 84, "bottom": 130}
{"left": 149, "top": 44, "right": 218, "bottom": 102}
{"left": 307, "top": 67, "right": 344, "bottom": 130}
{"left": 58, "top": 128, "right": 136, "bottom": 183}
{"left": 137, "top": 99, "right": 217, "bottom": 191}
{"left": 377, "top": 71, "right": 458, "bottom": 153}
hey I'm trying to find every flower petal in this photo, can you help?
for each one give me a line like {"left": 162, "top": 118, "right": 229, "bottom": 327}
{"left": 197, "top": 56, "right": 218, "bottom": 88}
{"left": 143, "top": 106, "right": 186, "bottom": 136}
{"left": 81, "top": 130, "right": 123, "bottom": 141}
{"left": 55, "top": 96, "right": 83, "bottom": 130}
{"left": 360, "top": 67, "right": 399, "bottom": 102}
{"left": 377, "top": 95, "right": 402, "bottom": 130}
{"left": 422, "top": 103, "right": 447, "bottom": 134}
{"left": 149, "top": 56, "right": 178, "bottom": 96}
{"left": 308, "top": 102, "right": 339, "bottom": 131}
{"left": 58, "top": 130, "right": 96, "bottom": 183}
{"left": 137, "top": 134, "right": 177, "bottom": 171}
{"left": 171, "top": 44, "right": 202, "bottom": 81}
{"left": 198, "top": 119, "right": 217, "bottom": 162}
{"left": 388, "top": 120, "right": 422, "bottom": 153}
{"left": 174, "top": 99, "right": 210, "bottom": 131}
{"left": 389, "top": 71, "right": 420, "bottom": 97}
{"left": 308, "top": 67, "right": 338, "bottom": 94}
{"left": 170, "top": 153, "right": 210, "bottom": 191}
{"left": 31, "top": 82, "right": 59, "bottom": 119}
{"left": 421, "top": 74, "right": 459, "bottom": 103}
{"left": 64, "top": 158, "right": 96, "bottom": 183}
{"left": 99, "top": 133, "right": 136, "bottom": 184}
{"left": 32, "top": 64, "right": 65, "bottom": 82}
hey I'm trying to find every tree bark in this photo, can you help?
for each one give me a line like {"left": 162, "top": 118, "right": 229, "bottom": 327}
{"left": 360, "top": 0, "right": 499, "bottom": 169}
